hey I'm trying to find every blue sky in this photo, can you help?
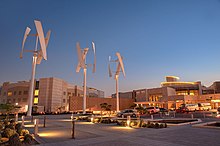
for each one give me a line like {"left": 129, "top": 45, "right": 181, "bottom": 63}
{"left": 1, "top": 0, "right": 220, "bottom": 96}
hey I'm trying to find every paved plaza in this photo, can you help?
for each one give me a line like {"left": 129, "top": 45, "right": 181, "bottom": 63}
{"left": 22, "top": 114, "right": 220, "bottom": 146}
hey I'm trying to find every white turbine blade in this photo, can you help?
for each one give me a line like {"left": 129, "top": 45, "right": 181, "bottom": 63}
{"left": 109, "top": 56, "right": 111, "bottom": 62}
{"left": 76, "top": 65, "right": 81, "bottom": 72}
{"left": 76, "top": 42, "right": 86, "bottom": 69}
{"left": 45, "top": 30, "right": 51, "bottom": 48}
{"left": 116, "top": 52, "right": 126, "bottom": 77}
{"left": 116, "top": 62, "right": 121, "bottom": 76}
{"left": 92, "top": 42, "right": 96, "bottom": 73}
{"left": 34, "top": 20, "right": 47, "bottom": 60}
{"left": 108, "top": 64, "right": 112, "bottom": 77}
{"left": 20, "top": 27, "right": 31, "bottom": 59}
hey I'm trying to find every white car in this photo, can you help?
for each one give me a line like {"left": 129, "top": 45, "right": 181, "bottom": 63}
{"left": 145, "top": 107, "right": 160, "bottom": 114}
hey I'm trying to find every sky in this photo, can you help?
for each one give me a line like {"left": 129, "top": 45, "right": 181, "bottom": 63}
{"left": 1, "top": 0, "right": 220, "bottom": 96}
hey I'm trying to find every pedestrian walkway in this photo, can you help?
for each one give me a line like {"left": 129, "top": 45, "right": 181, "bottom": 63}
{"left": 23, "top": 115, "right": 220, "bottom": 146}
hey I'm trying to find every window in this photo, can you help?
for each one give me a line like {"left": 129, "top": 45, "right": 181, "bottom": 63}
{"left": 22, "top": 98, "right": 27, "bottom": 102}
{"left": 34, "top": 98, "right": 38, "bottom": 104}
{"left": 7, "top": 91, "right": 12, "bottom": 96}
{"left": 19, "top": 91, "right": 22, "bottom": 95}
{"left": 23, "top": 91, "right": 28, "bottom": 95}
{"left": 34, "top": 90, "right": 39, "bottom": 96}
{"left": 4, "top": 92, "right": 6, "bottom": 96}
{"left": 14, "top": 91, "right": 16, "bottom": 95}
{"left": 63, "top": 92, "right": 66, "bottom": 95}
{"left": 63, "top": 99, "right": 66, "bottom": 103}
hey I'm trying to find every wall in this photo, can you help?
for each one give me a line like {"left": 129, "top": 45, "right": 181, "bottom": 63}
{"left": 69, "top": 96, "right": 135, "bottom": 111}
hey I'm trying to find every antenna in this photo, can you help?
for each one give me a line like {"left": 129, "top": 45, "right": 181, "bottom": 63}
{"left": 75, "top": 41, "right": 96, "bottom": 114}
{"left": 108, "top": 52, "right": 125, "bottom": 112}
{"left": 20, "top": 20, "right": 51, "bottom": 116}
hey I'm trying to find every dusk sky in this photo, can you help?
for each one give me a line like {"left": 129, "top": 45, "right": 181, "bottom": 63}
{"left": 1, "top": 0, "right": 220, "bottom": 96}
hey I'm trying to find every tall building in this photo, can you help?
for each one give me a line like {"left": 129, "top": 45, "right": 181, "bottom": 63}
{"left": 0, "top": 77, "right": 105, "bottom": 113}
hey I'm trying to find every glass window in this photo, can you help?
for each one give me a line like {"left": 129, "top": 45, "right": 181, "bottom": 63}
{"left": 34, "top": 90, "right": 39, "bottom": 96}
{"left": 19, "top": 91, "right": 22, "bottom": 95}
{"left": 34, "top": 98, "right": 38, "bottom": 104}
{"left": 63, "top": 99, "right": 66, "bottom": 103}
{"left": 7, "top": 91, "right": 12, "bottom": 96}
{"left": 23, "top": 91, "right": 28, "bottom": 95}
{"left": 14, "top": 91, "right": 16, "bottom": 95}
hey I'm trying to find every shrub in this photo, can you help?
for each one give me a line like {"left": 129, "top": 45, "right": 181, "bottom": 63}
{"left": 23, "top": 134, "right": 33, "bottom": 145}
{"left": 3, "top": 128, "right": 17, "bottom": 138}
{"left": 155, "top": 122, "right": 160, "bottom": 129}
{"left": 149, "top": 123, "right": 155, "bottom": 128}
{"left": 20, "top": 129, "right": 29, "bottom": 136}
{"left": 159, "top": 123, "right": 164, "bottom": 128}
{"left": 137, "top": 119, "right": 143, "bottom": 127}
{"left": 142, "top": 123, "right": 147, "bottom": 127}
{"left": 9, "top": 133, "right": 21, "bottom": 146}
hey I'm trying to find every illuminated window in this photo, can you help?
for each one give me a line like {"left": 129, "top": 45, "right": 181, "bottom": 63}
{"left": 34, "top": 90, "right": 39, "bottom": 96}
{"left": 7, "top": 91, "right": 12, "bottom": 96}
{"left": 34, "top": 98, "right": 38, "bottom": 104}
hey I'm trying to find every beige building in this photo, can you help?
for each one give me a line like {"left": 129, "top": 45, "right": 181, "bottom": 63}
{"left": 116, "top": 76, "right": 220, "bottom": 110}
{"left": 0, "top": 77, "right": 105, "bottom": 113}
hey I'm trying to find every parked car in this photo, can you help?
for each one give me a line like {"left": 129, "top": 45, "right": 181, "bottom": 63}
{"left": 176, "top": 107, "right": 189, "bottom": 113}
{"left": 198, "top": 103, "right": 211, "bottom": 111}
{"left": 159, "top": 108, "right": 168, "bottom": 113}
{"left": 145, "top": 107, "right": 160, "bottom": 114}
{"left": 117, "top": 109, "right": 137, "bottom": 118}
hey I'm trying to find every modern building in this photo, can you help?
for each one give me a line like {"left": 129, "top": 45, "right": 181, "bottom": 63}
{"left": 114, "top": 76, "right": 220, "bottom": 110}
{"left": 0, "top": 77, "right": 105, "bottom": 113}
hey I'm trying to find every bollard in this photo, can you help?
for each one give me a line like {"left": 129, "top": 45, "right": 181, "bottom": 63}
{"left": 43, "top": 116, "right": 46, "bottom": 128}
{"left": 34, "top": 119, "right": 39, "bottom": 135}
{"left": 203, "top": 112, "right": 206, "bottom": 119}
{"left": 122, "top": 115, "right": 124, "bottom": 118}
{"left": 127, "top": 116, "right": 131, "bottom": 127}
{"left": 151, "top": 114, "right": 154, "bottom": 120}
{"left": 191, "top": 114, "right": 194, "bottom": 119}
{"left": 15, "top": 113, "right": 18, "bottom": 122}
{"left": 21, "top": 116, "right": 25, "bottom": 127}
{"left": 72, "top": 120, "right": 75, "bottom": 139}
{"left": 173, "top": 111, "right": 176, "bottom": 118}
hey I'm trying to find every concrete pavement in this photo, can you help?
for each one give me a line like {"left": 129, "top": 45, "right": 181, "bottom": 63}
{"left": 23, "top": 115, "right": 220, "bottom": 146}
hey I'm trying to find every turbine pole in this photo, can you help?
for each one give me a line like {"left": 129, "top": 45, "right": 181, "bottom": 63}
{"left": 83, "top": 68, "right": 87, "bottom": 114}
{"left": 115, "top": 75, "right": 119, "bottom": 112}
{"left": 27, "top": 53, "right": 37, "bottom": 116}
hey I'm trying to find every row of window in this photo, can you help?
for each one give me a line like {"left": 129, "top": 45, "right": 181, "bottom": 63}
{"left": 1, "top": 89, "right": 39, "bottom": 97}
{"left": 1, "top": 90, "right": 29, "bottom": 97}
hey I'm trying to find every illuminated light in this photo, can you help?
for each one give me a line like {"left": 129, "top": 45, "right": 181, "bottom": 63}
{"left": 38, "top": 132, "right": 61, "bottom": 137}
{"left": 34, "top": 90, "right": 39, "bottom": 96}
{"left": 211, "top": 100, "right": 220, "bottom": 103}
{"left": 15, "top": 103, "right": 18, "bottom": 105}
{"left": 161, "top": 81, "right": 197, "bottom": 86}
{"left": 166, "top": 76, "right": 180, "bottom": 80}
{"left": 111, "top": 126, "right": 134, "bottom": 130}
{"left": 34, "top": 98, "right": 38, "bottom": 104}
{"left": 7, "top": 92, "right": 12, "bottom": 96}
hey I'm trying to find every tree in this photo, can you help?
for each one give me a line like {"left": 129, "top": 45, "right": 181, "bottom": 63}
{"left": 100, "top": 103, "right": 112, "bottom": 116}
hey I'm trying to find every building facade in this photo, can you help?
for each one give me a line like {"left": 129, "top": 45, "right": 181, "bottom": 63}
{"left": 0, "top": 77, "right": 105, "bottom": 113}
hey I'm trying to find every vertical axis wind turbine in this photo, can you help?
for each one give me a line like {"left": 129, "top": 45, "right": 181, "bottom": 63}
{"left": 108, "top": 52, "right": 125, "bottom": 112}
{"left": 76, "top": 42, "right": 96, "bottom": 114}
{"left": 20, "top": 20, "right": 51, "bottom": 116}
